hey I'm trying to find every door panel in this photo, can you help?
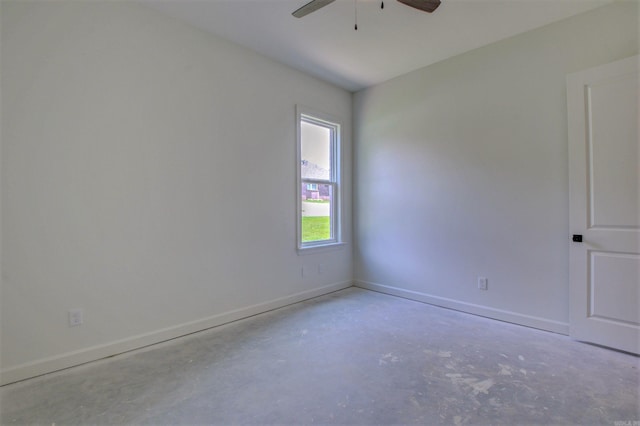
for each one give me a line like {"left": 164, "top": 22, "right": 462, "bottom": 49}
{"left": 568, "top": 56, "right": 640, "bottom": 354}
{"left": 589, "top": 73, "right": 639, "bottom": 228}
{"left": 590, "top": 252, "right": 639, "bottom": 325}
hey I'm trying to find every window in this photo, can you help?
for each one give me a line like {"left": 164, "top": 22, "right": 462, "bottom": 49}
{"left": 297, "top": 107, "right": 341, "bottom": 250}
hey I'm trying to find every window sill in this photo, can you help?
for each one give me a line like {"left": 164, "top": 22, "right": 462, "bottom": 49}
{"left": 297, "top": 242, "right": 347, "bottom": 256}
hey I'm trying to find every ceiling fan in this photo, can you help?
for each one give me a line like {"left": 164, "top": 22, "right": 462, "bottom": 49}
{"left": 292, "top": 0, "right": 441, "bottom": 18}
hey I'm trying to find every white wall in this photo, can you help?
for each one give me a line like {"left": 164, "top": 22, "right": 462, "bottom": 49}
{"left": 354, "top": 2, "right": 638, "bottom": 333}
{"left": 1, "top": 1, "right": 352, "bottom": 384}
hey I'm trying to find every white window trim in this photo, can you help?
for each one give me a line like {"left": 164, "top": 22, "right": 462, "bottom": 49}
{"left": 296, "top": 105, "right": 343, "bottom": 253}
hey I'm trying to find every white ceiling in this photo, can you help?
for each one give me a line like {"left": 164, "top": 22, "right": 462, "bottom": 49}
{"left": 143, "top": 0, "right": 611, "bottom": 92}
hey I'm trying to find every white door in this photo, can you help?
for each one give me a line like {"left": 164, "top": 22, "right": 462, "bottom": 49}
{"left": 567, "top": 55, "right": 639, "bottom": 354}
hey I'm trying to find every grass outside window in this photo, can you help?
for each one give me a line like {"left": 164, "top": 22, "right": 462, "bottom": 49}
{"left": 301, "top": 216, "right": 330, "bottom": 242}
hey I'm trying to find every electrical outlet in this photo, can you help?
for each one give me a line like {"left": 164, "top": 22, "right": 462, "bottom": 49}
{"left": 68, "top": 309, "right": 83, "bottom": 327}
{"left": 318, "top": 264, "right": 326, "bottom": 274}
{"left": 478, "top": 277, "right": 488, "bottom": 291}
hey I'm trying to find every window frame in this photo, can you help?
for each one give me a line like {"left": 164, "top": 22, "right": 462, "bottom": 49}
{"left": 296, "top": 106, "right": 343, "bottom": 252}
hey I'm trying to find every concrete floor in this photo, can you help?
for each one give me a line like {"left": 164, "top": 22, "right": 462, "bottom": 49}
{"left": 1, "top": 288, "right": 638, "bottom": 425}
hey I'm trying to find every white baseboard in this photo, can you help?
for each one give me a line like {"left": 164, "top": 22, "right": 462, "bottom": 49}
{"left": 355, "top": 280, "right": 569, "bottom": 335}
{"left": 1, "top": 281, "right": 353, "bottom": 386}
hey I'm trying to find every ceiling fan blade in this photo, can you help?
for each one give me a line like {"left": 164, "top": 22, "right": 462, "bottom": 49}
{"left": 397, "top": 0, "right": 441, "bottom": 13}
{"left": 292, "top": 0, "right": 336, "bottom": 18}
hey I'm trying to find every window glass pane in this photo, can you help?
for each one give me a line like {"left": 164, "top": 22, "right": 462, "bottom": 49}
{"left": 301, "top": 183, "right": 332, "bottom": 242}
{"left": 301, "top": 121, "right": 331, "bottom": 180}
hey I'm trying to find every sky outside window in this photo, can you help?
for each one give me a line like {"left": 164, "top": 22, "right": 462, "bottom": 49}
{"left": 301, "top": 121, "right": 331, "bottom": 176}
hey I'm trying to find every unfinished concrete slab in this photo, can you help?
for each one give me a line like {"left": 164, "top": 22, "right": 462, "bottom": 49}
{"left": 1, "top": 288, "right": 638, "bottom": 425}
